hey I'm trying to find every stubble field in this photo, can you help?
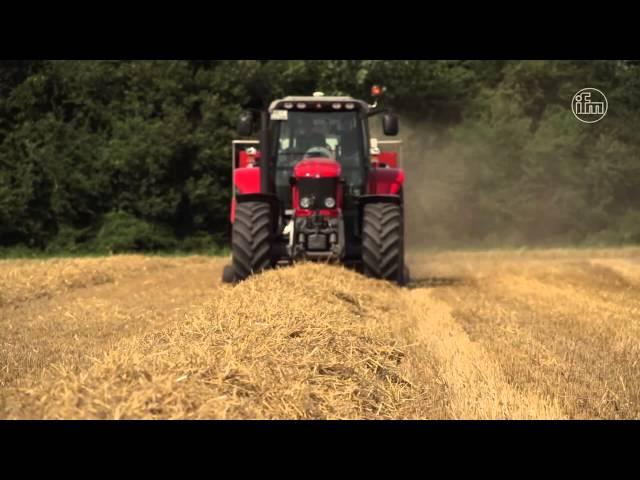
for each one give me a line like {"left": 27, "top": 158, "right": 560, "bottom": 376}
{"left": 1, "top": 248, "right": 639, "bottom": 419}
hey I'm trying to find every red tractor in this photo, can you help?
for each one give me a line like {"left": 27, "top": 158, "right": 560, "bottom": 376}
{"left": 222, "top": 87, "right": 409, "bottom": 285}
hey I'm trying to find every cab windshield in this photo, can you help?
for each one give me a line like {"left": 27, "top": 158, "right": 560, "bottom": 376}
{"left": 274, "top": 111, "right": 366, "bottom": 195}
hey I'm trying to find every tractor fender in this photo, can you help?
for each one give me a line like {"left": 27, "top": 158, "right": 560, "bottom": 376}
{"left": 234, "top": 166, "right": 261, "bottom": 194}
{"left": 231, "top": 167, "right": 262, "bottom": 224}
{"left": 367, "top": 167, "right": 404, "bottom": 195}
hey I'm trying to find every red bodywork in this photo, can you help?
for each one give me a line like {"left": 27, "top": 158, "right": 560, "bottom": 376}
{"left": 293, "top": 157, "right": 342, "bottom": 218}
{"left": 238, "top": 150, "right": 261, "bottom": 168}
{"left": 367, "top": 164, "right": 404, "bottom": 195}
{"left": 377, "top": 151, "right": 398, "bottom": 168}
{"left": 230, "top": 166, "right": 260, "bottom": 222}
{"left": 231, "top": 150, "right": 405, "bottom": 222}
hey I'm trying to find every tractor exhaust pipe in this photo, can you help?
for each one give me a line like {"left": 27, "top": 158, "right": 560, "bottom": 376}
{"left": 260, "top": 110, "right": 271, "bottom": 194}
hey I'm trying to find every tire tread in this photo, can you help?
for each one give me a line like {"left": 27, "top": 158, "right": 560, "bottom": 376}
{"left": 362, "top": 203, "right": 405, "bottom": 284}
{"left": 232, "top": 202, "right": 273, "bottom": 281}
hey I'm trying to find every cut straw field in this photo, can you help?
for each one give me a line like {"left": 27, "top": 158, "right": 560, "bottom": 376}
{"left": 1, "top": 248, "right": 639, "bottom": 419}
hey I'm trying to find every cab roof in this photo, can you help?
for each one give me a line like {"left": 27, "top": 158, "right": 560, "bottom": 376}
{"left": 269, "top": 96, "right": 370, "bottom": 113}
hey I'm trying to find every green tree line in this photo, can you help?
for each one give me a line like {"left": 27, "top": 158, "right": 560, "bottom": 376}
{"left": 1, "top": 60, "right": 639, "bottom": 255}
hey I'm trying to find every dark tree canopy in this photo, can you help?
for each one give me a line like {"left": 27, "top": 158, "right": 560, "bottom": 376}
{"left": 0, "top": 60, "right": 639, "bottom": 255}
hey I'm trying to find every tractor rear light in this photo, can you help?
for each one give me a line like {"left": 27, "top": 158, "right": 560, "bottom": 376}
{"left": 345, "top": 103, "right": 355, "bottom": 110}
{"left": 296, "top": 103, "right": 307, "bottom": 109}
{"left": 284, "top": 102, "right": 293, "bottom": 109}
{"left": 332, "top": 103, "right": 342, "bottom": 110}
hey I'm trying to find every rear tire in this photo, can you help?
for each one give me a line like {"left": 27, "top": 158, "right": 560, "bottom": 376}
{"left": 362, "top": 202, "right": 406, "bottom": 285}
{"left": 232, "top": 201, "right": 274, "bottom": 282}
{"left": 222, "top": 264, "right": 235, "bottom": 284}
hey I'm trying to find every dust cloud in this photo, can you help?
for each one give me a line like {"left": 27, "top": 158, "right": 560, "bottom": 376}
{"left": 371, "top": 115, "right": 477, "bottom": 253}
{"left": 372, "top": 114, "right": 588, "bottom": 254}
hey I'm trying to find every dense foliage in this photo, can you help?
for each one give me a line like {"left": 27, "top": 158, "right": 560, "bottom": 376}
{"left": 1, "top": 60, "right": 639, "bottom": 254}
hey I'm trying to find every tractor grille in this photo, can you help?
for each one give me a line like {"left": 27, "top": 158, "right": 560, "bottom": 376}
{"left": 297, "top": 178, "right": 338, "bottom": 210}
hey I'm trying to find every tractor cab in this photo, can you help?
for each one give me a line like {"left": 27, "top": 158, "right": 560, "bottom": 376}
{"left": 269, "top": 94, "right": 370, "bottom": 212}
{"left": 225, "top": 87, "right": 408, "bottom": 285}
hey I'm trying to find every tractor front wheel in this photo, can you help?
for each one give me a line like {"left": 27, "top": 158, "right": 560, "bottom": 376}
{"left": 362, "top": 202, "right": 406, "bottom": 286}
{"left": 231, "top": 201, "right": 274, "bottom": 282}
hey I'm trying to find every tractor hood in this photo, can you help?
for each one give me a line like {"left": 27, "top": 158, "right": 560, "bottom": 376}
{"left": 293, "top": 157, "right": 341, "bottom": 179}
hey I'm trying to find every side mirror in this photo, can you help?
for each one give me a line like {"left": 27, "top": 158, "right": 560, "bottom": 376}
{"left": 382, "top": 113, "right": 399, "bottom": 136}
{"left": 237, "top": 111, "right": 253, "bottom": 136}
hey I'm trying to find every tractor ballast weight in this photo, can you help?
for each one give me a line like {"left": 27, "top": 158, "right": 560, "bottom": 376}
{"left": 224, "top": 88, "right": 409, "bottom": 285}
